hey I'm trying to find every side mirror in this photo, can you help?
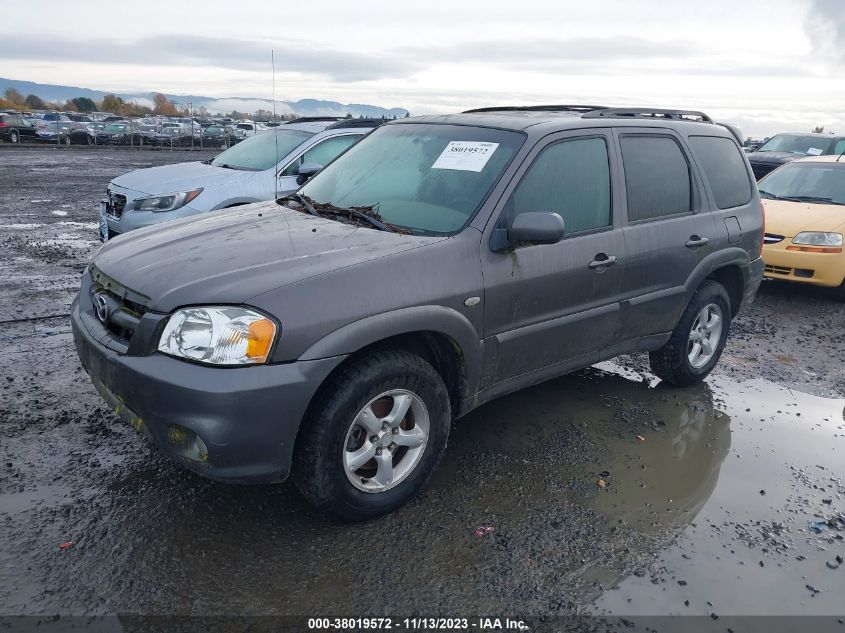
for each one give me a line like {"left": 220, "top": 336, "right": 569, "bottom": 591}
{"left": 491, "top": 212, "right": 565, "bottom": 251}
{"left": 295, "top": 162, "right": 323, "bottom": 185}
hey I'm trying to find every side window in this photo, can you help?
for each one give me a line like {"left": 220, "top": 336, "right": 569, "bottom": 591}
{"left": 282, "top": 135, "right": 361, "bottom": 176}
{"left": 504, "top": 137, "right": 611, "bottom": 235}
{"left": 833, "top": 139, "right": 845, "bottom": 155}
{"left": 620, "top": 135, "right": 691, "bottom": 222}
{"left": 688, "top": 135, "right": 752, "bottom": 209}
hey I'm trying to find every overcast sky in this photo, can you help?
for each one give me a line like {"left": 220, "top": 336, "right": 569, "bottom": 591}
{"left": 1, "top": 0, "right": 844, "bottom": 137}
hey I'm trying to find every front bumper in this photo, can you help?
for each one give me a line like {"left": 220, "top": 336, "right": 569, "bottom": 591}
{"left": 70, "top": 278, "right": 346, "bottom": 483}
{"left": 762, "top": 242, "right": 845, "bottom": 288}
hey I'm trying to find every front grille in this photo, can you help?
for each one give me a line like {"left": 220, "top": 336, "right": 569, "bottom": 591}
{"left": 107, "top": 192, "right": 127, "bottom": 218}
{"left": 89, "top": 267, "right": 150, "bottom": 343}
{"left": 764, "top": 233, "right": 785, "bottom": 244}
{"left": 765, "top": 264, "right": 792, "bottom": 276}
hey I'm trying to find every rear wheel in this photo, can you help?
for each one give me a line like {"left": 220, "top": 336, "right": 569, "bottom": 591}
{"left": 649, "top": 280, "right": 731, "bottom": 386}
{"left": 9, "top": 130, "right": 19, "bottom": 144}
{"left": 63, "top": 135, "right": 71, "bottom": 146}
{"left": 293, "top": 349, "right": 451, "bottom": 521}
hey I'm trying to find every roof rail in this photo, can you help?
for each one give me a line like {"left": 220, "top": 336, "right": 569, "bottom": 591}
{"left": 325, "top": 118, "right": 386, "bottom": 130}
{"left": 286, "top": 116, "right": 343, "bottom": 124}
{"left": 464, "top": 105, "right": 608, "bottom": 114}
{"left": 582, "top": 108, "right": 713, "bottom": 122}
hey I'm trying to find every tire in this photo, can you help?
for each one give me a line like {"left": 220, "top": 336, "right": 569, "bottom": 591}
{"left": 86, "top": 134, "right": 94, "bottom": 146}
{"left": 63, "top": 136, "right": 71, "bottom": 146}
{"left": 649, "top": 280, "right": 731, "bottom": 386}
{"left": 293, "top": 349, "right": 451, "bottom": 521}
{"left": 9, "top": 130, "right": 19, "bottom": 144}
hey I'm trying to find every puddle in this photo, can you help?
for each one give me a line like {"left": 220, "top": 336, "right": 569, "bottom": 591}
{"left": 585, "top": 369, "right": 845, "bottom": 616}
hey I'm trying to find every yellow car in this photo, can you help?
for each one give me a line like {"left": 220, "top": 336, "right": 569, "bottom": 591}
{"left": 758, "top": 155, "right": 845, "bottom": 298}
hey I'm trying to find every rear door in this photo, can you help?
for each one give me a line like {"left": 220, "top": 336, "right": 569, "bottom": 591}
{"left": 613, "top": 129, "right": 717, "bottom": 338}
{"left": 481, "top": 129, "right": 625, "bottom": 385}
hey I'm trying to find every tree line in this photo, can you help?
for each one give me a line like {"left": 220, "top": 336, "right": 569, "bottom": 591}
{"left": 0, "top": 88, "right": 189, "bottom": 117}
{"left": 2, "top": 87, "right": 412, "bottom": 121}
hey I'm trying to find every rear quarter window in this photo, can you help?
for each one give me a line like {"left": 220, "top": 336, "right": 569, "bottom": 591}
{"left": 688, "top": 135, "right": 752, "bottom": 209}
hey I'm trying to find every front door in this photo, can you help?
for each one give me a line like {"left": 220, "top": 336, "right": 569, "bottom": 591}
{"left": 481, "top": 131, "right": 625, "bottom": 386}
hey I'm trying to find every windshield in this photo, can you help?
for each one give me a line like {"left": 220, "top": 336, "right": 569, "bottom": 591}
{"left": 210, "top": 129, "right": 314, "bottom": 171}
{"left": 207, "top": 126, "right": 224, "bottom": 133}
{"left": 758, "top": 162, "right": 845, "bottom": 205}
{"left": 757, "top": 134, "right": 833, "bottom": 155}
{"left": 297, "top": 123, "right": 524, "bottom": 234}
{"left": 104, "top": 124, "right": 126, "bottom": 132}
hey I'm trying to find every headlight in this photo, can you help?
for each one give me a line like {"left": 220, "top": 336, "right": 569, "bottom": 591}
{"left": 134, "top": 189, "right": 203, "bottom": 212}
{"left": 158, "top": 307, "right": 277, "bottom": 365}
{"left": 792, "top": 232, "right": 843, "bottom": 246}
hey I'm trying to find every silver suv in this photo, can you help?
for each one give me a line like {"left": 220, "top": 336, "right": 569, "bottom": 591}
{"left": 74, "top": 106, "right": 764, "bottom": 521}
{"left": 100, "top": 118, "right": 381, "bottom": 238}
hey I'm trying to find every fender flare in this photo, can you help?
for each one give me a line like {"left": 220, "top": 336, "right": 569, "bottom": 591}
{"left": 685, "top": 247, "right": 749, "bottom": 292}
{"left": 299, "top": 305, "right": 484, "bottom": 397}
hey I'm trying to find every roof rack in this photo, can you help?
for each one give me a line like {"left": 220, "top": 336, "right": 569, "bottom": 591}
{"left": 582, "top": 108, "right": 713, "bottom": 122}
{"left": 325, "top": 118, "right": 386, "bottom": 130}
{"left": 464, "top": 105, "right": 607, "bottom": 114}
{"left": 286, "top": 116, "right": 343, "bottom": 124}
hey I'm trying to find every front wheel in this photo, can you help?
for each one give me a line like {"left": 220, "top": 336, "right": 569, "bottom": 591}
{"left": 649, "top": 280, "right": 731, "bottom": 386}
{"left": 293, "top": 350, "right": 451, "bottom": 521}
{"left": 9, "top": 130, "right": 19, "bottom": 144}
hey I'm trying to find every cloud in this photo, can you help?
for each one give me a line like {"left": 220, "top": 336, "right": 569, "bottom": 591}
{"left": 0, "top": 34, "right": 416, "bottom": 82}
{"left": 806, "top": 0, "right": 845, "bottom": 64}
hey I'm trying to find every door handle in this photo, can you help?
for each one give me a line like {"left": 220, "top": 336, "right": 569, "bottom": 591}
{"left": 685, "top": 236, "right": 710, "bottom": 248}
{"left": 588, "top": 255, "right": 618, "bottom": 270}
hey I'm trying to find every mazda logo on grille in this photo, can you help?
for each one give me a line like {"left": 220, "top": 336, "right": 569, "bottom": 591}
{"left": 94, "top": 292, "right": 109, "bottom": 324}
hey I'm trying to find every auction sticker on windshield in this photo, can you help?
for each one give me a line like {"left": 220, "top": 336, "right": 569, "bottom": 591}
{"left": 432, "top": 141, "right": 499, "bottom": 172}
{"left": 807, "top": 147, "right": 824, "bottom": 156}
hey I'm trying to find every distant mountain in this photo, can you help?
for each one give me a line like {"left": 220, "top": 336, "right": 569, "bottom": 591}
{"left": 0, "top": 77, "right": 410, "bottom": 118}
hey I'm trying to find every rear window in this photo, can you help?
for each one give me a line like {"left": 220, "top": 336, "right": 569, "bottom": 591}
{"left": 620, "top": 136, "right": 692, "bottom": 222}
{"left": 688, "top": 136, "right": 752, "bottom": 209}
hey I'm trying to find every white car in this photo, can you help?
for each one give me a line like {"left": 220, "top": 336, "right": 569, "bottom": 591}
{"left": 101, "top": 118, "right": 381, "bottom": 238}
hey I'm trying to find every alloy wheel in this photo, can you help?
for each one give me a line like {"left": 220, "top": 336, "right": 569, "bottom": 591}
{"left": 688, "top": 303, "right": 723, "bottom": 369}
{"left": 342, "top": 389, "right": 430, "bottom": 493}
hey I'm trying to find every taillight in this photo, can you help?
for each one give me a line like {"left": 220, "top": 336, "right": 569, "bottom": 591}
{"left": 0, "top": 122, "right": 7, "bottom": 128}
{"left": 758, "top": 200, "right": 766, "bottom": 258}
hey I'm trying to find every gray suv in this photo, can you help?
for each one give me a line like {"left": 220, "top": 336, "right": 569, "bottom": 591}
{"left": 71, "top": 106, "right": 764, "bottom": 521}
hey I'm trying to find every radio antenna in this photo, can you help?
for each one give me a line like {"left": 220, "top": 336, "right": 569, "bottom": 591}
{"left": 272, "top": 48, "right": 279, "bottom": 200}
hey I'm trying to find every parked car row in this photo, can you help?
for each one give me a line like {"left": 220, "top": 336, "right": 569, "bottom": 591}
{"left": 0, "top": 110, "right": 278, "bottom": 147}
{"left": 78, "top": 105, "right": 769, "bottom": 521}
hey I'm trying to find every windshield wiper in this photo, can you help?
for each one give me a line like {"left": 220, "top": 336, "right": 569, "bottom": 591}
{"left": 758, "top": 190, "right": 784, "bottom": 200}
{"left": 781, "top": 195, "right": 843, "bottom": 205}
{"left": 277, "top": 193, "right": 319, "bottom": 216}
{"left": 277, "top": 194, "right": 396, "bottom": 232}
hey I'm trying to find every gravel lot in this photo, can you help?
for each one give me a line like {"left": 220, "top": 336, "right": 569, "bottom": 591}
{"left": 0, "top": 147, "right": 843, "bottom": 627}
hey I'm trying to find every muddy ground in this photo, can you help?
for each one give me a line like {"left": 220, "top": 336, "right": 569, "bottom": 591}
{"left": 0, "top": 147, "right": 843, "bottom": 628}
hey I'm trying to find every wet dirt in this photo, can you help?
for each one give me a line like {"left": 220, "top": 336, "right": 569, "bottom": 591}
{"left": 0, "top": 148, "right": 844, "bottom": 620}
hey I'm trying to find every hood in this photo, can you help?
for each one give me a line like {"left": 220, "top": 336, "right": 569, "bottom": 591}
{"left": 92, "top": 201, "right": 442, "bottom": 312}
{"left": 110, "top": 161, "right": 253, "bottom": 196}
{"left": 747, "top": 151, "right": 803, "bottom": 166}
{"left": 763, "top": 199, "right": 845, "bottom": 237}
